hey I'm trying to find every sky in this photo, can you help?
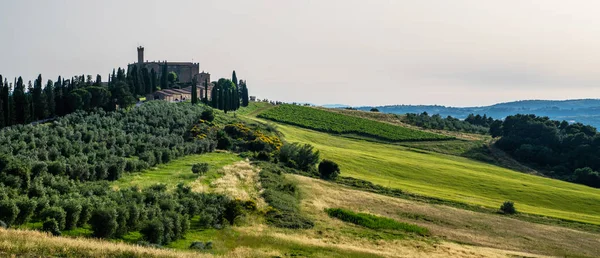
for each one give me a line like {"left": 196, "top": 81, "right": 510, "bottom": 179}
{"left": 1, "top": 0, "right": 600, "bottom": 107}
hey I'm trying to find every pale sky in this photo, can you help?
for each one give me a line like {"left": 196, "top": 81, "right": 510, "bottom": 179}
{"left": 1, "top": 0, "right": 600, "bottom": 107}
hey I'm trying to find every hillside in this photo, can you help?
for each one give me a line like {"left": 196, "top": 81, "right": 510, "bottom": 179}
{"left": 2, "top": 101, "right": 600, "bottom": 258}
{"left": 356, "top": 99, "right": 600, "bottom": 128}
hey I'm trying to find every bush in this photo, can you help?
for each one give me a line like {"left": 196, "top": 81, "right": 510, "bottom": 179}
{"left": 190, "top": 241, "right": 213, "bottom": 250}
{"left": 279, "top": 143, "right": 320, "bottom": 172}
{"left": 89, "top": 208, "right": 118, "bottom": 238}
{"left": 42, "top": 218, "right": 61, "bottom": 236}
{"left": 319, "top": 160, "right": 340, "bottom": 180}
{"left": 41, "top": 207, "right": 67, "bottom": 230}
{"left": 0, "top": 200, "right": 19, "bottom": 227}
{"left": 0, "top": 220, "right": 6, "bottom": 229}
{"left": 500, "top": 201, "right": 517, "bottom": 214}
{"left": 255, "top": 151, "right": 271, "bottom": 161}
{"left": 370, "top": 108, "right": 379, "bottom": 112}
{"left": 191, "top": 163, "right": 209, "bottom": 175}
{"left": 201, "top": 109, "right": 215, "bottom": 122}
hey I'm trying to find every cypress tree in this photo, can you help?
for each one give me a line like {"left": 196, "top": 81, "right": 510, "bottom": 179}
{"left": 219, "top": 86, "right": 225, "bottom": 111}
{"left": 232, "top": 70, "right": 238, "bottom": 86}
{"left": 161, "top": 62, "right": 168, "bottom": 89}
{"left": 95, "top": 74, "right": 102, "bottom": 86}
{"left": 45, "top": 80, "right": 55, "bottom": 117}
{"left": 191, "top": 78, "right": 198, "bottom": 104}
{"left": 150, "top": 69, "right": 157, "bottom": 92}
{"left": 0, "top": 75, "right": 7, "bottom": 125}
{"left": 204, "top": 79, "right": 209, "bottom": 104}
{"left": 54, "top": 76, "right": 64, "bottom": 116}
{"left": 211, "top": 86, "right": 218, "bottom": 108}
{"left": 241, "top": 82, "right": 249, "bottom": 107}
{"left": 32, "top": 74, "right": 47, "bottom": 120}
{"left": 142, "top": 67, "right": 151, "bottom": 94}
{"left": 13, "top": 77, "right": 29, "bottom": 124}
{"left": 0, "top": 88, "right": 4, "bottom": 128}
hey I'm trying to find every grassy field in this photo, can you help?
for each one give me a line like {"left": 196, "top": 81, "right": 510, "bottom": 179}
{"left": 258, "top": 104, "right": 451, "bottom": 142}
{"left": 259, "top": 120, "right": 600, "bottom": 225}
{"left": 112, "top": 152, "right": 242, "bottom": 190}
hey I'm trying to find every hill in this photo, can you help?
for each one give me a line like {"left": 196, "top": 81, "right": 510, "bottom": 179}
{"left": 258, "top": 104, "right": 451, "bottom": 142}
{"left": 356, "top": 99, "right": 600, "bottom": 128}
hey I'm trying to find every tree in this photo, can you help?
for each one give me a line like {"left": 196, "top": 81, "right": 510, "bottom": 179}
{"left": 204, "top": 78, "right": 209, "bottom": 104}
{"left": 1, "top": 76, "right": 10, "bottom": 125}
{"left": 161, "top": 62, "right": 168, "bottom": 89}
{"left": 95, "top": 74, "right": 102, "bottom": 86}
{"left": 54, "top": 76, "right": 64, "bottom": 116}
{"left": 500, "top": 201, "right": 516, "bottom": 214}
{"left": 42, "top": 219, "right": 61, "bottom": 236}
{"left": 167, "top": 72, "right": 178, "bottom": 87}
{"left": 45, "top": 80, "right": 55, "bottom": 117}
{"left": 0, "top": 200, "right": 19, "bottom": 227}
{"left": 13, "top": 77, "right": 29, "bottom": 124}
{"left": 32, "top": 75, "right": 49, "bottom": 120}
{"left": 232, "top": 70, "right": 238, "bottom": 86}
{"left": 201, "top": 109, "right": 214, "bottom": 122}
{"left": 319, "top": 160, "right": 340, "bottom": 180}
{"left": 370, "top": 108, "right": 379, "bottom": 112}
{"left": 150, "top": 68, "right": 158, "bottom": 92}
{"left": 0, "top": 91, "right": 4, "bottom": 128}
{"left": 191, "top": 163, "right": 209, "bottom": 175}
{"left": 90, "top": 208, "right": 118, "bottom": 238}
{"left": 211, "top": 86, "right": 218, "bottom": 108}
{"left": 241, "top": 82, "right": 249, "bottom": 107}
{"left": 191, "top": 77, "right": 198, "bottom": 105}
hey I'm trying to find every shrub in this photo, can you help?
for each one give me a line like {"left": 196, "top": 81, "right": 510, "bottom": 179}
{"left": 0, "top": 220, "right": 6, "bottom": 229}
{"left": 370, "top": 108, "right": 379, "bottom": 112}
{"left": 201, "top": 109, "right": 215, "bottom": 122}
{"left": 89, "top": 208, "right": 118, "bottom": 238}
{"left": 216, "top": 131, "right": 232, "bottom": 150}
{"left": 319, "top": 160, "right": 340, "bottom": 180}
{"left": 190, "top": 241, "right": 213, "bottom": 250}
{"left": 41, "top": 207, "right": 67, "bottom": 230}
{"left": 279, "top": 143, "right": 320, "bottom": 172}
{"left": 224, "top": 200, "right": 245, "bottom": 225}
{"left": 255, "top": 151, "right": 271, "bottom": 161}
{"left": 0, "top": 200, "right": 19, "bottom": 227}
{"left": 500, "top": 201, "right": 517, "bottom": 214}
{"left": 191, "top": 163, "right": 209, "bottom": 175}
{"left": 42, "top": 218, "right": 61, "bottom": 236}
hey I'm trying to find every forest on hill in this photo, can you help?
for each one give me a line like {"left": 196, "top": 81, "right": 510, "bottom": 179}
{"left": 357, "top": 99, "right": 600, "bottom": 128}
{"left": 0, "top": 69, "right": 249, "bottom": 130}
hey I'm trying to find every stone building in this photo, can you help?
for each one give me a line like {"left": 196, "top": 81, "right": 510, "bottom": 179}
{"left": 128, "top": 46, "right": 206, "bottom": 84}
{"left": 148, "top": 85, "right": 213, "bottom": 102}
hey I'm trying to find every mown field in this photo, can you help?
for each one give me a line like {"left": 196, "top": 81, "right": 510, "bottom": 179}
{"left": 258, "top": 104, "right": 451, "bottom": 142}
{"left": 253, "top": 116, "right": 600, "bottom": 225}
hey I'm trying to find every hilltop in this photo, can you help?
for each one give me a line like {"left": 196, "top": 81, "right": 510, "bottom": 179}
{"left": 353, "top": 99, "right": 600, "bottom": 127}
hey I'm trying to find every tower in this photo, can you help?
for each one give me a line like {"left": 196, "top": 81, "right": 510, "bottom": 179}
{"left": 137, "top": 46, "right": 144, "bottom": 66}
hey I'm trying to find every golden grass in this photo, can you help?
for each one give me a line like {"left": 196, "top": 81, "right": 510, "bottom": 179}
{"left": 0, "top": 228, "right": 209, "bottom": 258}
{"left": 292, "top": 174, "right": 600, "bottom": 258}
{"left": 191, "top": 160, "right": 268, "bottom": 210}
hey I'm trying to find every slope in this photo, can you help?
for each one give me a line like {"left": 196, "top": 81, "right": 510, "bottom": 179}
{"left": 249, "top": 112, "right": 600, "bottom": 225}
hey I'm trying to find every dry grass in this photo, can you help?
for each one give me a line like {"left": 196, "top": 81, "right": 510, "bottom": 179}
{"left": 0, "top": 228, "right": 209, "bottom": 258}
{"left": 191, "top": 160, "right": 268, "bottom": 210}
{"left": 293, "top": 174, "right": 600, "bottom": 258}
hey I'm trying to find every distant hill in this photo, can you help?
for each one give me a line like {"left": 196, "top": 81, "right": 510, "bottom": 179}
{"left": 353, "top": 99, "right": 600, "bottom": 128}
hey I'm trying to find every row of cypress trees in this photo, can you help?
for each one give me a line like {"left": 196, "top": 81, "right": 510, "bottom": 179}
{"left": 202, "top": 70, "right": 249, "bottom": 112}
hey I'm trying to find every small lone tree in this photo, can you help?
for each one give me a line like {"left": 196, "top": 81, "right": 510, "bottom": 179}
{"left": 370, "top": 108, "right": 379, "bottom": 112}
{"left": 500, "top": 201, "right": 516, "bottom": 214}
{"left": 319, "top": 160, "right": 340, "bottom": 180}
{"left": 192, "top": 163, "right": 209, "bottom": 175}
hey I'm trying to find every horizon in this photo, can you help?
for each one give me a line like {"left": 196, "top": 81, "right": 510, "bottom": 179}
{"left": 2, "top": 0, "right": 600, "bottom": 106}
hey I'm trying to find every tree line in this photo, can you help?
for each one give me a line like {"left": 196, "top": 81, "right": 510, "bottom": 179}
{"left": 492, "top": 114, "right": 600, "bottom": 188}
{"left": 203, "top": 70, "right": 249, "bottom": 112}
{"left": 403, "top": 112, "right": 493, "bottom": 134}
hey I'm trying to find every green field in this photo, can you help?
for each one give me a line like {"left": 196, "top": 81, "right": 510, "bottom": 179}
{"left": 112, "top": 152, "right": 242, "bottom": 190}
{"left": 263, "top": 121, "right": 600, "bottom": 225}
{"left": 258, "top": 104, "right": 451, "bottom": 142}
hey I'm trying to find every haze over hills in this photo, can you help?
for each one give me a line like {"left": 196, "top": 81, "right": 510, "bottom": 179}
{"left": 350, "top": 99, "right": 600, "bottom": 128}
